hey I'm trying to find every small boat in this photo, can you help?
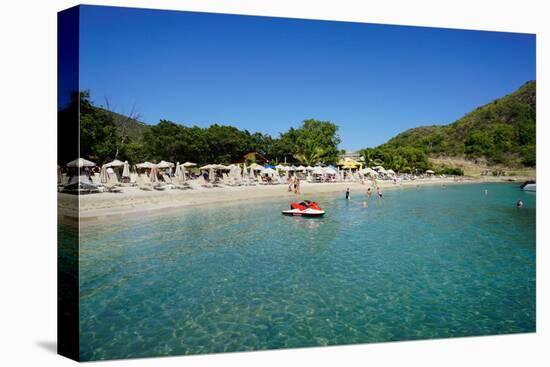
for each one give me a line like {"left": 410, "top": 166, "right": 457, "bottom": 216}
{"left": 520, "top": 180, "right": 536, "bottom": 192}
{"left": 282, "top": 200, "right": 325, "bottom": 217}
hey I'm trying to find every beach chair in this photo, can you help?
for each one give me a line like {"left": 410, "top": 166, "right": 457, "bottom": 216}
{"left": 160, "top": 173, "right": 177, "bottom": 190}
{"left": 136, "top": 174, "right": 153, "bottom": 191}
{"left": 196, "top": 176, "right": 213, "bottom": 188}
{"left": 104, "top": 185, "right": 123, "bottom": 193}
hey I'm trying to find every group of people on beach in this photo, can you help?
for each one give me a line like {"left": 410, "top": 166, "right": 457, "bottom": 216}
{"left": 288, "top": 175, "right": 301, "bottom": 194}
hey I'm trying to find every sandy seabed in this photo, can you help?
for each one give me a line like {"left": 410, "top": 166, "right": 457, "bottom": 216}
{"left": 58, "top": 175, "right": 532, "bottom": 225}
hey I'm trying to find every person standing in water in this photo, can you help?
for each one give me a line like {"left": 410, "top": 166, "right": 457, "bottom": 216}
{"left": 377, "top": 186, "right": 382, "bottom": 198}
{"left": 345, "top": 188, "right": 350, "bottom": 200}
{"left": 288, "top": 175, "right": 293, "bottom": 192}
{"left": 517, "top": 199, "right": 524, "bottom": 208}
{"left": 367, "top": 187, "right": 372, "bottom": 198}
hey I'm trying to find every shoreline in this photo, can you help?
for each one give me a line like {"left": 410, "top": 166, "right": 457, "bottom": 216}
{"left": 59, "top": 176, "right": 533, "bottom": 225}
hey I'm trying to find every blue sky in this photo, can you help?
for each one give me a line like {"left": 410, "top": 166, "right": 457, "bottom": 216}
{"left": 79, "top": 5, "right": 535, "bottom": 150}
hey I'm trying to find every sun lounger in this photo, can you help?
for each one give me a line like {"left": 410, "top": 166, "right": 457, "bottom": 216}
{"left": 136, "top": 174, "right": 153, "bottom": 191}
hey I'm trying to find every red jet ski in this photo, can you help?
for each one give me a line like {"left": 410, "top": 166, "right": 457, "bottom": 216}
{"left": 282, "top": 200, "right": 325, "bottom": 217}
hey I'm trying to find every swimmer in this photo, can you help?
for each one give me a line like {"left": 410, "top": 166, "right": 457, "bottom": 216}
{"left": 362, "top": 201, "right": 368, "bottom": 208}
{"left": 377, "top": 187, "right": 382, "bottom": 198}
{"left": 484, "top": 189, "right": 488, "bottom": 196}
{"left": 517, "top": 199, "right": 523, "bottom": 208}
{"left": 345, "top": 188, "right": 350, "bottom": 200}
{"left": 367, "top": 187, "right": 372, "bottom": 198}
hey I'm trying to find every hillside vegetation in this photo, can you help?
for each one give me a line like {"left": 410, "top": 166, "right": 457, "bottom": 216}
{"left": 379, "top": 81, "right": 536, "bottom": 167}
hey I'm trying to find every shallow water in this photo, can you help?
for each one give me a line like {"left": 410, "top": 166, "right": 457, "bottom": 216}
{"left": 70, "top": 183, "right": 536, "bottom": 360}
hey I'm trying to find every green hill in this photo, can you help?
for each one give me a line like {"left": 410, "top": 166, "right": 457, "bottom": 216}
{"left": 380, "top": 81, "right": 536, "bottom": 167}
{"left": 102, "top": 109, "right": 150, "bottom": 142}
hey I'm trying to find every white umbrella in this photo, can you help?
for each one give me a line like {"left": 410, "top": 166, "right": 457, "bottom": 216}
{"left": 325, "top": 167, "right": 337, "bottom": 175}
{"left": 234, "top": 164, "right": 242, "bottom": 180}
{"left": 209, "top": 167, "right": 215, "bottom": 182}
{"left": 249, "top": 166, "right": 254, "bottom": 178}
{"left": 253, "top": 166, "right": 265, "bottom": 172}
{"left": 175, "top": 162, "right": 182, "bottom": 179}
{"left": 105, "top": 159, "right": 124, "bottom": 167}
{"left": 263, "top": 168, "right": 276, "bottom": 175}
{"left": 312, "top": 166, "right": 324, "bottom": 175}
{"left": 100, "top": 165, "right": 109, "bottom": 184}
{"left": 136, "top": 161, "right": 155, "bottom": 169}
{"left": 149, "top": 166, "right": 158, "bottom": 183}
{"left": 242, "top": 163, "right": 248, "bottom": 179}
{"left": 426, "top": 170, "right": 435, "bottom": 174}
{"left": 386, "top": 169, "right": 396, "bottom": 175}
{"left": 181, "top": 165, "right": 187, "bottom": 183}
{"left": 157, "top": 160, "right": 175, "bottom": 169}
{"left": 280, "top": 166, "right": 291, "bottom": 172}
{"left": 306, "top": 166, "right": 314, "bottom": 171}
{"left": 182, "top": 162, "right": 197, "bottom": 167}
{"left": 296, "top": 165, "right": 306, "bottom": 171}
{"left": 122, "top": 161, "right": 130, "bottom": 178}
{"left": 67, "top": 158, "right": 95, "bottom": 168}
{"left": 200, "top": 164, "right": 213, "bottom": 170}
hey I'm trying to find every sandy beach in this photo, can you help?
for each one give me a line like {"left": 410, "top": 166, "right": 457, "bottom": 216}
{"left": 58, "top": 175, "right": 532, "bottom": 224}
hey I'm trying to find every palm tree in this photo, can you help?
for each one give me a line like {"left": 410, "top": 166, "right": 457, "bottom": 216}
{"left": 294, "top": 140, "right": 325, "bottom": 166}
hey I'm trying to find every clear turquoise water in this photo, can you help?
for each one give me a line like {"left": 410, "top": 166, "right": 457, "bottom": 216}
{"left": 73, "top": 183, "right": 535, "bottom": 360}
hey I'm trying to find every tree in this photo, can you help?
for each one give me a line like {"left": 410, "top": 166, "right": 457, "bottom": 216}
{"left": 79, "top": 91, "right": 118, "bottom": 162}
{"left": 294, "top": 140, "right": 325, "bottom": 166}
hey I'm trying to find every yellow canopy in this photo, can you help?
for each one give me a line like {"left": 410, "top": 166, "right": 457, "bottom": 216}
{"left": 337, "top": 157, "right": 362, "bottom": 170}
